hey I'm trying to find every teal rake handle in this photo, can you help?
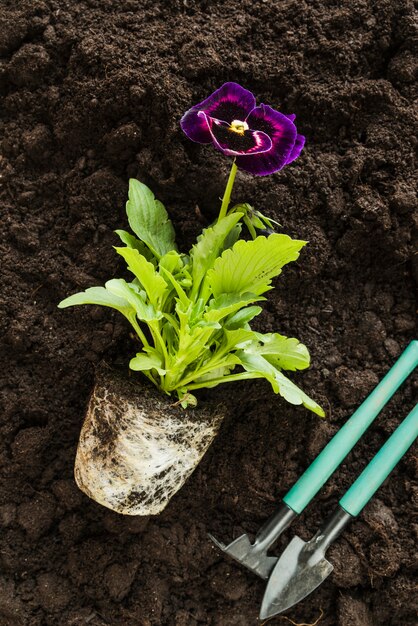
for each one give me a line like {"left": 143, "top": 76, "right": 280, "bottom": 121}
{"left": 283, "top": 340, "right": 418, "bottom": 514}
{"left": 340, "top": 403, "right": 418, "bottom": 516}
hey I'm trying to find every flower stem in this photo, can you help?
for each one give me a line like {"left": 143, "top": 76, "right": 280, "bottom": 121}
{"left": 218, "top": 159, "right": 237, "bottom": 221}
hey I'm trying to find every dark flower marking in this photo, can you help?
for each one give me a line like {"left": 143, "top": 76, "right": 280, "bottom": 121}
{"left": 181, "top": 82, "right": 305, "bottom": 176}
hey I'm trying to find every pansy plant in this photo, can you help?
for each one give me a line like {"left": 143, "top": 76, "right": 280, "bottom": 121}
{"left": 59, "top": 83, "right": 323, "bottom": 415}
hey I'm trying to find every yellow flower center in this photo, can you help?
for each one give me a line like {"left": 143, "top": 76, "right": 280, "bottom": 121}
{"left": 230, "top": 119, "right": 249, "bottom": 135}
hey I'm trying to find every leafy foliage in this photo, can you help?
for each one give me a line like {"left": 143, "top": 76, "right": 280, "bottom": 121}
{"left": 206, "top": 235, "right": 306, "bottom": 297}
{"left": 59, "top": 179, "right": 323, "bottom": 415}
{"left": 126, "top": 179, "right": 176, "bottom": 258}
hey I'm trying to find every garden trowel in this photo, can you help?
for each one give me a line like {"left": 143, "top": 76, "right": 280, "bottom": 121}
{"left": 260, "top": 401, "right": 418, "bottom": 619}
{"left": 210, "top": 340, "right": 418, "bottom": 579}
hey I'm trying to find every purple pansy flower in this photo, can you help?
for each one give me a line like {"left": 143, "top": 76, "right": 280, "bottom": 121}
{"left": 180, "top": 82, "right": 305, "bottom": 176}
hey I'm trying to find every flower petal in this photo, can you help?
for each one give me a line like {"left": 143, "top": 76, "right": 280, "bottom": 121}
{"left": 202, "top": 113, "right": 272, "bottom": 156}
{"left": 197, "top": 82, "right": 256, "bottom": 123}
{"left": 180, "top": 82, "right": 256, "bottom": 144}
{"left": 286, "top": 133, "right": 305, "bottom": 164}
{"left": 180, "top": 106, "right": 212, "bottom": 144}
{"left": 236, "top": 104, "right": 298, "bottom": 175}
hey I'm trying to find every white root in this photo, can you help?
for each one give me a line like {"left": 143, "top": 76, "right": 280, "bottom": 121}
{"left": 74, "top": 367, "right": 225, "bottom": 515}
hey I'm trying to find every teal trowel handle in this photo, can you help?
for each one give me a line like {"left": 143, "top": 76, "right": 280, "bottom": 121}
{"left": 340, "top": 403, "right": 418, "bottom": 516}
{"left": 283, "top": 340, "right": 418, "bottom": 514}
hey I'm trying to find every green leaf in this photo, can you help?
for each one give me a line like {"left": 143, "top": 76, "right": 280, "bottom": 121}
{"left": 159, "top": 266, "right": 191, "bottom": 309}
{"left": 225, "top": 306, "right": 262, "bottom": 330}
{"left": 126, "top": 179, "right": 177, "bottom": 258}
{"left": 193, "top": 355, "right": 241, "bottom": 382}
{"left": 195, "top": 320, "right": 221, "bottom": 330}
{"left": 220, "top": 328, "right": 255, "bottom": 352}
{"left": 162, "top": 322, "right": 177, "bottom": 350}
{"left": 237, "top": 352, "right": 324, "bottom": 416}
{"left": 159, "top": 250, "right": 183, "bottom": 275}
{"left": 189, "top": 212, "right": 243, "bottom": 299}
{"left": 178, "top": 325, "right": 214, "bottom": 362}
{"left": 114, "top": 230, "right": 155, "bottom": 261}
{"left": 207, "top": 234, "right": 306, "bottom": 298}
{"left": 274, "top": 370, "right": 324, "bottom": 415}
{"left": 105, "top": 279, "right": 160, "bottom": 322}
{"left": 246, "top": 333, "right": 310, "bottom": 371}
{"left": 204, "top": 292, "right": 264, "bottom": 324}
{"left": 223, "top": 222, "right": 242, "bottom": 251}
{"left": 232, "top": 203, "right": 281, "bottom": 240}
{"left": 169, "top": 322, "right": 218, "bottom": 384}
{"left": 58, "top": 285, "right": 142, "bottom": 336}
{"left": 115, "top": 247, "right": 168, "bottom": 307}
{"left": 130, "top": 351, "right": 166, "bottom": 375}
{"left": 189, "top": 298, "right": 205, "bottom": 326}
{"left": 58, "top": 286, "right": 131, "bottom": 313}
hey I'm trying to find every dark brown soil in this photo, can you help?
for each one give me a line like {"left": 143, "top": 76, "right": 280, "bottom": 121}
{"left": 1, "top": 1, "right": 417, "bottom": 625}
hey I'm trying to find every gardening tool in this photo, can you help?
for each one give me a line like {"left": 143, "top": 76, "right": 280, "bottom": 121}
{"left": 260, "top": 401, "right": 418, "bottom": 619}
{"left": 209, "top": 340, "right": 418, "bottom": 579}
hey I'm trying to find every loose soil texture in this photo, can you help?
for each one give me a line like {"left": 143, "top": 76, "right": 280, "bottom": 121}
{"left": 0, "top": 1, "right": 417, "bottom": 625}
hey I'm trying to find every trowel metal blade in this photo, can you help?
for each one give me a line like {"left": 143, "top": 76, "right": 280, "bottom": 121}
{"left": 259, "top": 535, "right": 334, "bottom": 620}
{"left": 209, "top": 534, "right": 278, "bottom": 580}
